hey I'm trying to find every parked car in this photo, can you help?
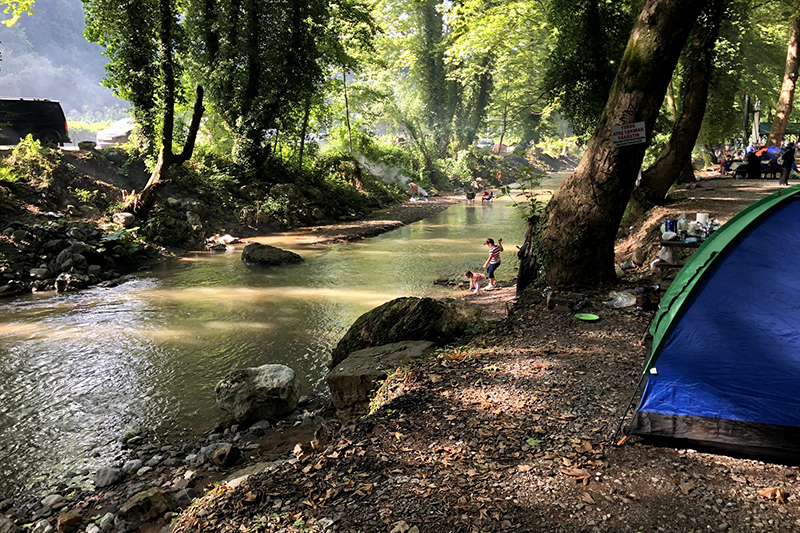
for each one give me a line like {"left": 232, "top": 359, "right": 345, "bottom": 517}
{"left": 476, "top": 138, "right": 494, "bottom": 149}
{"left": 0, "top": 98, "right": 71, "bottom": 147}
{"left": 492, "top": 143, "right": 507, "bottom": 153}
{"left": 96, "top": 118, "right": 135, "bottom": 148}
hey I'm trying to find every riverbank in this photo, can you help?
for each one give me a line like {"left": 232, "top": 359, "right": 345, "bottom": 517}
{"left": 165, "top": 175, "right": 799, "bottom": 533}
{"left": 250, "top": 194, "right": 466, "bottom": 246}
{"left": 5, "top": 175, "right": 799, "bottom": 533}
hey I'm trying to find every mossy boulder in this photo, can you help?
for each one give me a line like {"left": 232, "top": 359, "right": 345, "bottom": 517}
{"left": 329, "top": 297, "right": 482, "bottom": 368}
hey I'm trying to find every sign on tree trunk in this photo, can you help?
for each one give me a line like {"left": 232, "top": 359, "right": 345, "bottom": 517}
{"left": 611, "top": 122, "right": 647, "bottom": 147}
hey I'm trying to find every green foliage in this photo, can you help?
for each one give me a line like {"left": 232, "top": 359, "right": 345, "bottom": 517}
{"left": 499, "top": 168, "right": 545, "bottom": 220}
{"left": 543, "top": 0, "right": 634, "bottom": 137}
{"left": 98, "top": 227, "right": 144, "bottom": 257}
{"left": 70, "top": 187, "right": 103, "bottom": 204}
{"left": 1, "top": 0, "right": 34, "bottom": 26}
{"left": 3, "top": 135, "right": 58, "bottom": 187}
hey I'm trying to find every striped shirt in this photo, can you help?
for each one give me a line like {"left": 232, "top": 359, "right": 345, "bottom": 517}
{"left": 488, "top": 245, "right": 501, "bottom": 264}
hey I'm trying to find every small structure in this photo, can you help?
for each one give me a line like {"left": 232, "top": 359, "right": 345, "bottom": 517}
{"left": 628, "top": 186, "right": 800, "bottom": 461}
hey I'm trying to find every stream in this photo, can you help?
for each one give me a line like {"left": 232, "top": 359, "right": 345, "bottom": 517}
{"left": 0, "top": 194, "right": 536, "bottom": 498}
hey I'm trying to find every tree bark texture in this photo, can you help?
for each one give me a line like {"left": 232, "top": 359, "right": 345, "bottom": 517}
{"left": 536, "top": 0, "right": 706, "bottom": 288}
{"left": 768, "top": 15, "right": 800, "bottom": 146}
{"left": 629, "top": 8, "right": 719, "bottom": 217}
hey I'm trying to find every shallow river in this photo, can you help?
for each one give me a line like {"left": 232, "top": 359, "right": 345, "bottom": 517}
{"left": 0, "top": 194, "right": 540, "bottom": 498}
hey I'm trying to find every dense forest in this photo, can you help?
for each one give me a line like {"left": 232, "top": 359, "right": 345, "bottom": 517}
{"left": 1, "top": 0, "right": 798, "bottom": 285}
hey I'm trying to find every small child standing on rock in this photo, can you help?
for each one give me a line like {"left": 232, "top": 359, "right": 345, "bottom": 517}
{"left": 464, "top": 270, "right": 486, "bottom": 294}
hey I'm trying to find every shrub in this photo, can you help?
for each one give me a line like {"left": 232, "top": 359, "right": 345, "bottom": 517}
{"left": 3, "top": 135, "right": 59, "bottom": 187}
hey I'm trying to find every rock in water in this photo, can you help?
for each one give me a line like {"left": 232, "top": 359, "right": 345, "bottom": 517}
{"left": 329, "top": 297, "right": 482, "bottom": 368}
{"left": 215, "top": 364, "right": 300, "bottom": 424}
{"left": 241, "top": 243, "right": 303, "bottom": 266}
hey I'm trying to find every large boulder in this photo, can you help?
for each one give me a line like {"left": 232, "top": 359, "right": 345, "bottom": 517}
{"left": 330, "top": 297, "right": 482, "bottom": 368}
{"left": 327, "top": 341, "right": 435, "bottom": 421}
{"left": 241, "top": 243, "right": 303, "bottom": 266}
{"left": 215, "top": 364, "right": 301, "bottom": 424}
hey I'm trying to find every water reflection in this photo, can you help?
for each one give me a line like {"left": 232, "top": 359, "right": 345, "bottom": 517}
{"left": 0, "top": 196, "right": 527, "bottom": 498}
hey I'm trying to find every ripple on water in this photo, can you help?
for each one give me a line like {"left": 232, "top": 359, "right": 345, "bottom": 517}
{"left": 0, "top": 198, "right": 527, "bottom": 498}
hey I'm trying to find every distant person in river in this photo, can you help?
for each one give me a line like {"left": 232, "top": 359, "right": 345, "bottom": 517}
{"left": 482, "top": 190, "right": 494, "bottom": 203}
{"left": 466, "top": 191, "right": 476, "bottom": 202}
{"left": 746, "top": 150, "right": 761, "bottom": 179}
{"left": 464, "top": 270, "right": 486, "bottom": 294}
{"left": 780, "top": 144, "right": 796, "bottom": 186}
{"left": 483, "top": 238, "right": 503, "bottom": 289}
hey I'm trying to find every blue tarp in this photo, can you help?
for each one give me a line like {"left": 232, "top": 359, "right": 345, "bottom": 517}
{"left": 637, "top": 199, "right": 800, "bottom": 428}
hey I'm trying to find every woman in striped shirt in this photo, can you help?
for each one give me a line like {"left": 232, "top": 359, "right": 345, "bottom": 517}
{"left": 483, "top": 238, "right": 503, "bottom": 289}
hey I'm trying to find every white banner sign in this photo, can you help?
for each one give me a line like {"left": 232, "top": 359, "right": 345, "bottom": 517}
{"left": 611, "top": 122, "right": 647, "bottom": 147}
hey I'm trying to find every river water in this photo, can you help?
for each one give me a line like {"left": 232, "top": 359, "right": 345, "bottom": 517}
{"left": 0, "top": 195, "right": 535, "bottom": 498}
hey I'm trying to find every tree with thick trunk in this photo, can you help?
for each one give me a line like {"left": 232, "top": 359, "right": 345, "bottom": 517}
{"left": 629, "top": 6, "right": 721, "bottom": 218}
{"left": 768, "top": 14, "right": 800, "bottom": 147}
{"left": 530, "top": 0, "right": 706, "bottom": 288}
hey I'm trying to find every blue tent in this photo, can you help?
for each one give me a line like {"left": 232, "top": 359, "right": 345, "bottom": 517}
{"left": 628, "top": 186, "right": 800, "bottom": 461}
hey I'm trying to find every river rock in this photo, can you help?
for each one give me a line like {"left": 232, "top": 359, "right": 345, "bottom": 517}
{"left": 56, "top": 512, "right": 82, "bottom": 533}
{"left": 112, "top": 213, "right": 136, "bottom": 228}
{"left": 31, "top": 519, "right": 53, "bottom": 533}
{"left": 41, "top": 495, "right": 64, "bottom": 508}
{"left": 215, "top": 364, "right": 300, "bottom": 424}
{"left": 329, "top": 297, "right": 482, "bottom": 368}
{"left": 173, "top": 488, "right": 199, "bottom": 509}
{"left": 0, "top": 515, "right": 22, "bottom": 533}
{"left": 218, "top": 234, "right": 239, "bottom": 245}
{"left": 122, "top": 459, "right": 142, "bottom": 473}
{"left": 119, "top": 488, "right": 174, "bottom": 523}
{"left": 241, "top": 243, "right": 303, "bottom": 266}
{"left": 95, "top": 467, "right": 124, "bottom": 488}
{"left": 210, "top": 443, "right": 241, "bottom": 467}
{"left": 99, "top": 513, "right": 115, "bottom": 532}
{"left": 327, "top": 341, "right": 435, "bottom": 422}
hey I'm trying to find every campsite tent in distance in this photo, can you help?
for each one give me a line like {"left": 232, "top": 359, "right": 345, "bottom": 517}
{"left": 629, "top": 186, "right": 800, "bottom": 462}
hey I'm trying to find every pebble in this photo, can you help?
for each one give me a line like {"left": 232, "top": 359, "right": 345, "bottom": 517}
{"left": 31, "top": 519, "right": 53, "bottom": 533}
{"left": 40, "top": 495, "right": 63, "bottom": 508}
{"left": 99, "top": 513, "right": 115, "bottom": 532}
{"left": 122, "top": 460, "right": 143, "bottom": 474}
{"left": 136, "top": 466, "right": 153, "bottom": 477}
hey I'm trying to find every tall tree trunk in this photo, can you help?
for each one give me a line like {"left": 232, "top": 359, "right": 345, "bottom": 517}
{"left": 533, "top": 0, "right": 705, "bottom": 288}
{"left": 298, "top": 96, "right": 311, "bottom": 169}
{"left": 121, "top": 0, "right": 204, "bottom": 219}
{"left": 768, "top": 15, "right": 800, "bottom": 146}
{"left": 629, "top": 6, "right": 720, "bottom": 217}
{"left": 343, "top": 69, "right": 352, "bottom": 153}
{"left": 124, "top": 86, "right": 205, "bottom": 220}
